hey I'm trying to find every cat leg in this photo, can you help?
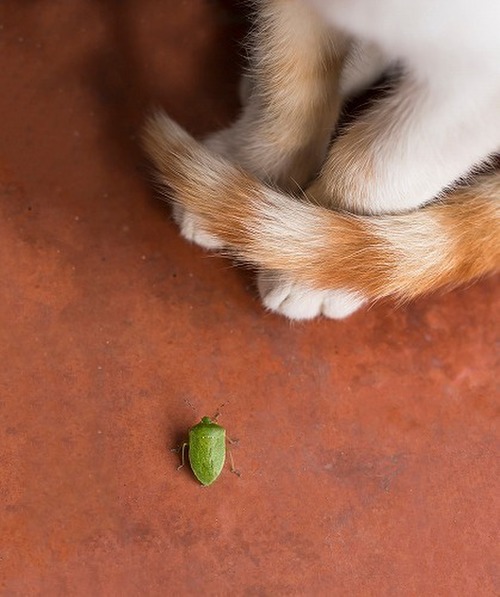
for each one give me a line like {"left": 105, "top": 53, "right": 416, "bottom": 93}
{"left": 177, "top": 0, "right": 349, "bottom": 248}
{"left": 253, "top": 39, "right": 391, "bottom": 319}
{"left": 339, "top": 40, "right": 389, "bottom": 98}
{"left": 309, "top": 73, "right": 500, "bottom": 214}
{"left": 205, "top": 1, "right": 348, "bottom": 188}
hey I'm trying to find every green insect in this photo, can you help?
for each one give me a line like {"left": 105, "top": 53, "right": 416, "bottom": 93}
{"left": 176, "top": 416, "right": 238, "bottom": 486}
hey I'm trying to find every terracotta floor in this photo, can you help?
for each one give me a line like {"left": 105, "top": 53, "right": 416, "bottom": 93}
{"left": 1, "top": 1, "right": 499, "bottom": 594}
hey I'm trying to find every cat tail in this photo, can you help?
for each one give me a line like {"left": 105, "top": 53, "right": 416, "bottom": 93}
{"left": 143, "top": 111, "right": 500, "bottom": 301}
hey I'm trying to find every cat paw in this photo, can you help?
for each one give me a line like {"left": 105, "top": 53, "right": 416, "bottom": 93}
{"left": 257, "top": 271, "right": 366, "bottom": 320}
{"left": 169, "top": 128, "right": 237, "bottom": 250}
{"left": 172, "top": 204, "right": 223, "bottom": 250}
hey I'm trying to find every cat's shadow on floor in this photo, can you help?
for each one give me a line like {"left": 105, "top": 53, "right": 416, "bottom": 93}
{"left": 83, "top": 0, "right": 259, "bottom": 285}
{"left": 85, "top": 0, "right": 247, "bottom": 172}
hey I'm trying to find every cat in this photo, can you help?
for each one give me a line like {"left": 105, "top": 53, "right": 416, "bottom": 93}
{"left": 143, "top": 0, "right": 500, "bottom": 320}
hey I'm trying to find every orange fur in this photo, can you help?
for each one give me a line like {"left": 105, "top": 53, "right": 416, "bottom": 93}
{"left": 143, "top": 113, "right": 500, "bottom": 301}
{"left": 201, "top": 0, "right": 348, "bottom": 191}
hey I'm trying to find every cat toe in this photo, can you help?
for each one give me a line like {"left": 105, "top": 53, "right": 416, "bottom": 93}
{"left": 257, "top": 272, "right": 326, "bottom": 320}
{"left": 257, "top": 272, "right": 294, "bottom": 309}
{"left": 278, "top": 288, "right": 329, "bottom": 320}
{"left": 173, "top": 205, "right": 224, "bottom": 250}
{"left": 321, "top": 290, "right": 367, "bottom": 319}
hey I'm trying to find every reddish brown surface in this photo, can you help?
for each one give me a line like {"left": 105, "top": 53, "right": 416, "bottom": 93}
{"left": 1, "top": 1, "right": 499, "bottom": 594}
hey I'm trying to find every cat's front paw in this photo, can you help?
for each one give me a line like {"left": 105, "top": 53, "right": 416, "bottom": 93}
{"left": 257, "top": 271, "right": 366, "bottom": 320}
{"left": 172, "top": 204, "right": 224, "bottom": 250}
{"left": 169, "top": 128, "right": 237, "bottom": 250}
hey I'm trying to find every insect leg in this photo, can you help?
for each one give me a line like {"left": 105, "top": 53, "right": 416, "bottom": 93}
{"left": 228, "top": 449, "right": 241, "bottom": 477}
{"left": 173, "top": 442, "right": 188, "bottom": 470}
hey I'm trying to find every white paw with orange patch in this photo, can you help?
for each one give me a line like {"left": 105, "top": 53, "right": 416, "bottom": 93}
{"left": 257, "top": 271, "right": 366, "bottom": 320}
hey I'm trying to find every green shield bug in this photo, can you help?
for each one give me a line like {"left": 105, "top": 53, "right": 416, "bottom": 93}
{"left": 175, "top": 414, "right": 239, "bottom": 486}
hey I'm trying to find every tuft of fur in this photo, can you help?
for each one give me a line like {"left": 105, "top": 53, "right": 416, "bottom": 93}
{"left": 143, "top": 112, "right": 500, "bottom": 302}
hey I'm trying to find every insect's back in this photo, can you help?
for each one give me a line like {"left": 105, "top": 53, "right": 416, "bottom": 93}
{"left": 189, "top": 418, "right": 226, "bottom": 486}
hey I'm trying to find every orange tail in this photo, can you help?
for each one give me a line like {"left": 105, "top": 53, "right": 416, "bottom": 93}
{"left": 143, "top": 112, "right": 500, "bottom": 300}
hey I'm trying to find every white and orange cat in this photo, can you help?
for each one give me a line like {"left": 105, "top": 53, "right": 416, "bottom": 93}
{"left": 143, "top": 0, "right": 500, "bottom": 320}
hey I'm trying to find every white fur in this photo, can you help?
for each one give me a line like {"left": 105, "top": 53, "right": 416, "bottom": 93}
{"left": 375, "top": 213, "right": 451, "bottom": 289}
{"left": 309, "top": 0, "right": 500, "bottom": 213}
{"left": 173, "top": 204, "right": 222, "bottom": 249}
{"left": 174, "top": 0, "right": 500, "bottom": 319}
{"left": 340, "top": 41, "right": 389, "bottom": 97}
{"left": 257, "top": 272, "right": 366, "bottom": 319}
